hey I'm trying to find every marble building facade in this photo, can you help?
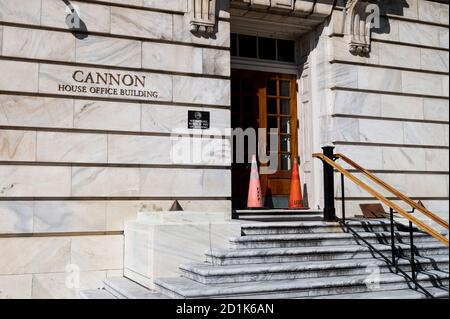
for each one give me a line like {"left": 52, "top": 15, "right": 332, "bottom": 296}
{"left": 0, "top": 0, "right": 448, "bottom": 298}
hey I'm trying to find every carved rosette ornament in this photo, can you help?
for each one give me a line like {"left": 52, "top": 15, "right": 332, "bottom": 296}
{"left": 344, "top": 0, "right": 379, "bottom": 56}
{"left": 189, "top": 0, "right": 217, "bottom": 35}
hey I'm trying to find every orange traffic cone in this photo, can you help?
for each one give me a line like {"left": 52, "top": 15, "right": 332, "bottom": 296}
{"left": 289, "top": 158, "right": 304, "bottom": 209}
{"left": 247, "top": 155, "right": 263, "bottom": 209}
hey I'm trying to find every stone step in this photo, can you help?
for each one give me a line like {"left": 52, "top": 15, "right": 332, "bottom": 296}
{"left": 241, "top": 220, "right": 416, "bottom": 235}
{"left": 80, "top": 289, "right": 117, "bottom": 299}
{"left": 306, "top": 286, "right": 449, "bottom": 299}
{"left": 234, "top": 210, "right": 323, "bottom": 222}
{"left": 230, "top": 231, "right": 437, "bottom": 249}
{"left": 103, "top": 277, "right": 167, "bottom": 299}
{"left": 154, "top": 270, "right": 449, "bottom": 299}
{"left": 180, "top": 256, "right": 449, "bottom": 284}
{"left": 207, "top": 242, "right": 449, "bottom": 265}
{"left": 235, "top": 209, "right": 323, "bottom": 216}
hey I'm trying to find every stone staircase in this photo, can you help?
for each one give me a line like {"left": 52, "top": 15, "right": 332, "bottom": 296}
{"left": 81, "top": 219, "right": 449, "bottom": 299}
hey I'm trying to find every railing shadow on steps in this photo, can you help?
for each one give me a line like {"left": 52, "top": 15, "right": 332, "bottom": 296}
{"left": 313, "top": 146, "right": 449, "bottom": 299}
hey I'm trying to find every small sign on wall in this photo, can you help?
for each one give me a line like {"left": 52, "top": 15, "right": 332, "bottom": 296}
{"left": 188, "top": 111, "right": 210, "bottom": 129}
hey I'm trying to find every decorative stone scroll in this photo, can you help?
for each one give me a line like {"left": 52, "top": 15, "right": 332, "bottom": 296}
{"left": 189, "top": 0, "right": 217, "bottom": 35}
{"left": 343, "top": 0, "right": 380, "bottom": 56}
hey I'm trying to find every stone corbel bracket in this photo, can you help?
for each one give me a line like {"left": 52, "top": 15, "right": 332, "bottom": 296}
{"left": 344, "top": 0, "right": 379, "bottom": 56}
{"left": 189, "top": 0, "right": 217, "bottom": 36}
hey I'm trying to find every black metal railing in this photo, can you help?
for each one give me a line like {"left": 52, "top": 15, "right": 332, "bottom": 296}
{"left": 315, "top": 146, "right": 439, "bottom": 298}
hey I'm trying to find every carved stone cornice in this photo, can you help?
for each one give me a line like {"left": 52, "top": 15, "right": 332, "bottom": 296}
{"left": 189, "top": 0, "right": 217, "bottom": 35}
{"left": 344, "top": 0, "right": 379, "bottom": 56}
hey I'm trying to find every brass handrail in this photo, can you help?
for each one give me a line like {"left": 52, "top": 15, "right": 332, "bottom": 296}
{"left": 335, "top": 153, "right": 449, "bottom": 229}
{"left": 313, "top": 153, "right": 449, "bottom": 246}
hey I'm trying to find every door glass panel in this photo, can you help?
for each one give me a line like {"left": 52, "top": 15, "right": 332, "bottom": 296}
{"left": 280, "top": 118, "right": 290, "bottom": 134}
{"left": 267, "top": 98, "right": 277, "bottom": 114}
{"left": 267, "top": 116, "right": 278, "bottom": 129}
{"left": 280, "top": 81, "right": 290, "bottom": 97}
{"left": 280, "top": 99, "right": 290, "bottom": 115}
{"left": 258, "top": 37, "right": 277, "bottom": 60}
{"left": 281, "top": 154, "right": 291, "bottom": 171}
{"left": 242, "top": 79, "right": 253, "bottom": 94}
{"left": 239, "top": 35, "right": 257, "bottom": 58}
{"left": 242, "top": 96, "right": 253, "bottom": 110}
{"left": 267, "top": 80, "right": 277, "bottom": 96}
{"left": 281, "top": 136, "right": 291, "bottom": 152}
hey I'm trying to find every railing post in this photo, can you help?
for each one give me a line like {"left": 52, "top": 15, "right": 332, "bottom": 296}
{"left": 322, "top": 146, "right": 336, "bottom": 221}
{"left": 409, "top": 220, "right": 417, "bottom": 288}
{"left": 389, "top": 208, "right": 398, "bottom": 272}
{"left": 341, "top": 173, "right": 346, "bottom": 226}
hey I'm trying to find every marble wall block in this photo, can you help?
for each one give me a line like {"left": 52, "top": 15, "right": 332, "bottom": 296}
{"left": 0, "top": 166, "right": 71, "bottom": 197}
{"left": 0, "top": 61, "right": 38, "bottom": 92}
{"left": 71, "top": 167, "right": 140, "bottom": 197}
{"left": 36, "top": 132, "right": 108, "bottom": 163}
{"left": 2, "top": 27, "right": 75, "bottom": 62}
{"left": 382, "top": 147, "right": 427, "bottom": 171}
{"left": 0, "top": 201, "right": 33, "bottom": 234}
{"left": 333, "top": 91, "right": 381, "bottom": 117}
{"left": 143, "top": 0, "right": 188, "bottom": 12}
{"left": 38, "top": 63, "right": 173, "bottom": 102}
{"left": 74, "top": 100, "right": 141, "bottom": 131}
{"left": 173, "top": 15, "right": 230, "bottom": 47}
{"left": 329, "top": 63, "right": 358, "bottom": 88}
{"left": 404, "top": 122, "right": 448, "bottom": 146}
{"left": 399, "top": 21, "right": 447, "bottom": 48}
{"left": 139, "top": 168, "right": 202, "bottom": 197}
{"left": 202, "top": 48, "right": 231, "bottom": 76}
{"left": 372, "top": 18, "right": 400, "bottom": 42}
{"left": 76, "top": 36, "right": 141, "bottom": 68}
{"left": 0, "top": 95, "right": 74, "bottom": 129}
{"left": 41, "top": 0, "right": 111, "bottom": 33}
{"left": 141, "top": 104, "right": 231, "bottom": 135}
{"left": 111, "top": 7, "right": 173, "bottom": 40}
{"left": 0, "top": 237, "right": 71, "bottom": 275}
{"left": 31, "top": 270, "right": 107, "bottom": 299}
{"left": 331, "top": 118, "right": 361, "bottom": 143}
{"left": 380, "top": 95, "right": 424, "bottom": 120}
{"left": 334, "top": 145, "right": 383, "bottom": 170}
{"left": 0, "top": 0, "right": 41, "bottom": 25}
{"left": 90, "top": 0, "right": 143, "bottom": 6}
{"left": 421, "top": 49, "right": 449, "bottom": 73}
{"left": 108, "top": 135, "right": 172, "bottom": 164}
{"left": 359, "top": 119, "right": 404, "bottom": 144}
{"left": 105, "top": 200, "right": 231, "bottom": 231}
{"left": 425, "top": 149, "right": 450, "bottom": 172}
{"left": 402, "top": 71, "right": 447, "bottom": 97}
{"left": 394, "top": 0, "right": 418, "bottom": 20}
{"left": 142, "top": 42, "right": 202, "bottom": 74}
{"left": 33, "top": 201, "right": 107, "bottom": 233}
{"left": 377, "top": 42, "right": 421, "bottom": 70}
{"left": 439, "top": 28, "right": 449, "bottom": 49}
{"left": 70, "top": 235, "right": 124, "bottom": 271}
{"left": 404, "top": 174, "right": 449, "bottom": 197}
{"left": 0, "top": 275, "right": 32, "bottom": 299}
{"left": 170, "top": 136, "right": 231, "bottom": 166}
{"left": 418, "top": 0, "right": 449, "bottom": 25}
{"left": 139, "top": 168, "right": 231, "bottom": 197}
{"left": 173, "top": 76, "right": 231, "bottom": 105}
{"left": 0, "top": 130, "right": 36, "bottom": 161}
{"left": 358, "top": 67, "right": 402, "bottom": 92}
{"left": 423, "top": 98, "right": 449, "bottom": 122}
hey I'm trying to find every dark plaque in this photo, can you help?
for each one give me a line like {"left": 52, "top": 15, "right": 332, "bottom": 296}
{"left": 188, "top": 111, "right": 210, "bottom": 129}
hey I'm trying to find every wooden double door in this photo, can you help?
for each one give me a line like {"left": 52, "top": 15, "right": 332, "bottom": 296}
{"left": 231, "top": 69, "right": 299, "bottom": 209}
